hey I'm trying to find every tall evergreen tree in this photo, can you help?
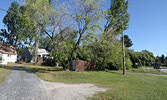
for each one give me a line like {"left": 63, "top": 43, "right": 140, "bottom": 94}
{"left": 1, "top": 2, "right": 20, "bottom": 46}
{"left": 161, "top": 54, "right": 165, "bottom": 64}
{"left": 121, "top": 35, "right": 133, "bottom": 48}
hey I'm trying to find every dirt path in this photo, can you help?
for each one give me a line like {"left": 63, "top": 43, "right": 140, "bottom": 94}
{"left": 0, "top": 66, "right": 107, "bottom": 100}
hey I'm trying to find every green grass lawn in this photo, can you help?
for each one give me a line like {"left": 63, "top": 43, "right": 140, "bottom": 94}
{"left": 22, "top": 63, "right": 167, "bottom": 100}
{"left": 0, "top": 65, "right": 12, "bottom": 83}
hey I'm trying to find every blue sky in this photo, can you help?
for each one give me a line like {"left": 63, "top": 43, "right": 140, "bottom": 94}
{"left": 126, "top": 0, "right": 167, "bottom": 56}
{"left": 0, "top": 0, "right": 167, "bottom": 56}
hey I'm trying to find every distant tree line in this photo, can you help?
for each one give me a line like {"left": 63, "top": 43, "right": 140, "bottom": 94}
{"left": 127, "top": 49, "right": 155, "bottom": 68}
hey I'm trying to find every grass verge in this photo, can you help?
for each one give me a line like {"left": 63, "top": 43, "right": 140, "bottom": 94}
{"left": 0, "top": 65, "right": 12, "bottom": 83}
{"left": 127, "top": 67, "right": 167, "bottom": 75}
{"left": 23, "top": 63, "right": 63, "bottom": 73}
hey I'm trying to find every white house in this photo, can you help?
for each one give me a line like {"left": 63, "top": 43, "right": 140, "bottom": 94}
{"left": 0, "top": 42, "right": 17, "bottom": 65}
{"left": 21, "top": 47, "right": 49, "bottom": 63}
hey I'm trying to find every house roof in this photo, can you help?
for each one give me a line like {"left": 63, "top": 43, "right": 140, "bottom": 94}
{"left": 25, "top": 47, "right": 49, "bottom": 56}
{"left": 37, "top": 49, "right": 49, "bottom": 55}
{"left": 0, "top": 42, "right": 17, "bottom": 55}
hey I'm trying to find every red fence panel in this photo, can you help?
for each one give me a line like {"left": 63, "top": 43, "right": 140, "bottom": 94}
{"left": 75, "top": 60, "right": 96, "bottom": 71}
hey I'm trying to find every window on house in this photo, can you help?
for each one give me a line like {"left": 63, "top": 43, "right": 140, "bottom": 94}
{"left": 8, "top": 54, "right": 11, "bottom": 57}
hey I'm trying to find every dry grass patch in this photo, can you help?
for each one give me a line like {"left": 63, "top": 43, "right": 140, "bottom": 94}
{"left": 0, "top": 66, "right": 12, "bottom": 83}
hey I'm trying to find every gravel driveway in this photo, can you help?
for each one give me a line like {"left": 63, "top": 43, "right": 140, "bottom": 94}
{"left": 0, "top": 66, "right": 106, "bottom": 100}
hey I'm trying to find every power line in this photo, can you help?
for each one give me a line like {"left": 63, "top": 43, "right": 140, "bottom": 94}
{"left": 0, "top": 8, "right": 19, "bottom": 15}
{"left": 0, "top": 8, "right": 7, "bottom": 12}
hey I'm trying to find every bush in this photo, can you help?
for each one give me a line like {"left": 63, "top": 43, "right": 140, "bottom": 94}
{"left": 125, "top": 58, "right": 132, "bottom": 70}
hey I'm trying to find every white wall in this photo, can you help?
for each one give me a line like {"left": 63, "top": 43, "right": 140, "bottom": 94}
{"left": 2, "top": 54, "right": 17, "bottom": 63}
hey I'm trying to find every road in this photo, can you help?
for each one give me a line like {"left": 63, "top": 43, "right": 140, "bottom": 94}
{"left": 145, "top": 66, "right": 167, "bottom": 74}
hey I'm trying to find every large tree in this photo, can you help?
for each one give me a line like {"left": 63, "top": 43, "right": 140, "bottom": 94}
{"left": 105, "top": 0, "right": 130, "bottom": 75}
{"left": 23, "top": 0, "right": 51, "bottom": 64}
{"left": 0, "top": 1, "right": 36, "bottom": 48}
{"left": 66, "top": 0, "right": 103, "bottom": 70}
{"left": 1, "top": 2, "right": 21, "bottom": 46}
{"left": 127, "top": 49, "right": 155, "bottom": 67}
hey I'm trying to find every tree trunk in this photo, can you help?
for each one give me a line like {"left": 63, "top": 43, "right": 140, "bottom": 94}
{"left": 67, "top": 33, "right": 83, "bottom": 70}
{"left": 35, "top": 27, "right": 40, "bottom": 64}
{"left": 35, "top": 40, "right": 39, "bottom": 64}
{"left": 122, "top": 31, "right": 126, "bottom": 75}
{"left": 67, "top": 46, "right": 76, "bottom": 70}
{"left": 14, "top": 37, "right": 18, "bottom": 48}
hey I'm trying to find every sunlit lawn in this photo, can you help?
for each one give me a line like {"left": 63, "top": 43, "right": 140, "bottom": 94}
{"left": 22, "top": 63, "right": 167, "bottom": 100}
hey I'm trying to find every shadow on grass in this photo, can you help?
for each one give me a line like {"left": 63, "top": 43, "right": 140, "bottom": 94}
{"left": 0, "top": 64, "right": 124, "bottom": 77}
{"left": 0, "top": 64, "right": 64, "bottom": 74}
{"left": 29, "top": 67, "right": 64, "bottom": 73}
{"left": 107, "top": 71, "right": 123, "bottom": 75}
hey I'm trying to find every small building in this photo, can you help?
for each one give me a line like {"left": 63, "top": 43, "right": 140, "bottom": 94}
{"left": 71, "top": 60, "right": 96, "bottom": 71}
{"left": 21, "top": 47, "right": 49, "bottom": 63}
{"left": 0, "top": 42, "right": 17, "bottom": 65}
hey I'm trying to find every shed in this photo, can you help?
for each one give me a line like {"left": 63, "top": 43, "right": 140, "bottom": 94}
{"left": 71, "top": 60, "right": 96, "bottom": 71}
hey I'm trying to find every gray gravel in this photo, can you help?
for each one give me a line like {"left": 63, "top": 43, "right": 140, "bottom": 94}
{"left": 0, "top": 66, "right": 107, "bottom": 100}
{"left": 0, "top": 66, "right": 49, "bottom": 100}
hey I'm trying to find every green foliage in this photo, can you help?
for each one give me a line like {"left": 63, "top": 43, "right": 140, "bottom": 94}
{"left": 102, "top": 0, "right": 130, "bottom": 72}
{"left": 141, "top": 50, "right": 155, "bottom": 66}
{"left": 128, "top": 49, "right": 155, "bottom": 67}
{"left": 39, "top": 36, "right": 52, "bottom": 52}
{"left": 50, "top": 30, "right": 77, "bottom": 68}
{"left": 53, "top": 0, "right": 105, "bottom": 69}
{"left": 1, "top": 2, "right": 20, "bottom": 46}
{"left": 0, "top": 1, "right": 37, "bottom": 47}
{"left": 51, "top": 40, "right": 75, "bottom": 68}
{"left": 105, "top": 0, "right": 130, "bottom": 34}
{"left": 125, "top": 57, "right": 132, "bottom": 69}
{"left": 76, "top": 34, "right": 132, "bottom": 70}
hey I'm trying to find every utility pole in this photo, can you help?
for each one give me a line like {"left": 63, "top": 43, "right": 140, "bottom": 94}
{"left": 122, "top": 27, "right": 126, "bottom": 75}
